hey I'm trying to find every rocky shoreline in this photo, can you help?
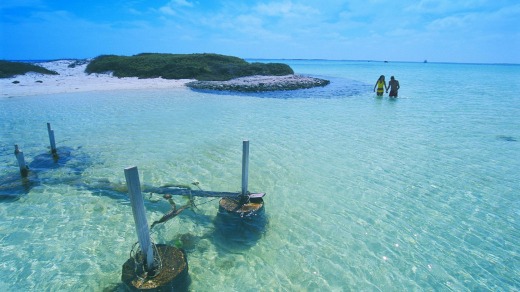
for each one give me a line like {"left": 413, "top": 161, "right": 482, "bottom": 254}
{"left": 186, "top": 74, "right": 330, "bottom": 92}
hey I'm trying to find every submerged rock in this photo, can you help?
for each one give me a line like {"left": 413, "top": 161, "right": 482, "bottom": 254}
{"left": 186, "top": 74, "right": 330, "bottom": 92}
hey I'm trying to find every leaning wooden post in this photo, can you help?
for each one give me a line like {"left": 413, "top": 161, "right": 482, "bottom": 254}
{"left": 241, "top": 140, "right": 249, "bottom": 196}
{"left": 122, "top": 166, "right": 190, "bottom": 289}
{"left": 14, "top": 145, "right": 29, "bottom": 177}
{"left": 47, "top": 123, "right": 57, "bottom": 154}
{"left": 124, "top": 166, "right": 155, "bottom": 270}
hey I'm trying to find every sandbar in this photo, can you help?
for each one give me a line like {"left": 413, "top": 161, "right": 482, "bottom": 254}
{"left": 1, "top": 60, "right": 193, "bottom": 98}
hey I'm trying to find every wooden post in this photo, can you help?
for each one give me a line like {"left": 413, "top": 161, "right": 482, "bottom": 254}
{"left": 242, "top": 140, "right": 249, "bottom": 196}
{"left": 124, "top": 166, "right": 155, "bottom": 270}
{"left": 47, "top": 123, "right": 57, "bottom": 154}
{"left": 241, "top": 140, "right": 249, "bottom": 196}
{"left": 14, "top": 145, "right": 29, "bottom": 177}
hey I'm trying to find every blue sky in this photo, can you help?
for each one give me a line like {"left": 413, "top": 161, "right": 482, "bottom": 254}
{"left": 1, "top": 0, "right": 519, "bottom": 63}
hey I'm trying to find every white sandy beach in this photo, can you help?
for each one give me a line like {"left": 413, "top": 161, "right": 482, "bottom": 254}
{"left": 1, "top": 60, "right": 193, "bottom": 97}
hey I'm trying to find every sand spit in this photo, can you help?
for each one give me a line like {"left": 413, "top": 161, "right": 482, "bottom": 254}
{"left": 1, "top": 60, "right": 193, "bottom": 98}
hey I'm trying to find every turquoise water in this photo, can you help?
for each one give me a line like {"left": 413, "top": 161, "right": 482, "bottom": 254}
{"left": 1, "top": 60, "right": 519, "bottom": 291}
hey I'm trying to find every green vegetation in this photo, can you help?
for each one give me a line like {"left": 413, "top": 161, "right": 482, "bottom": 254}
{"left": 0, "top": 60, "right": 59, "bottom": 78}
{"left": 85, "top": 53, "right": 294, "bottom": 81}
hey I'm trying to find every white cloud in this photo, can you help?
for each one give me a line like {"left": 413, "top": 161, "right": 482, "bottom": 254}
{"left": 254, "top": 1, "right": 318, "bottom": 18}
{"left": 405, "top": 0, "right": 495, "bottom": 15}
{"left": 426, "top": 14, "right": 472, "bottom": 31}
{"left": 158, "top": 0, "right": 194, "bottom": 16}
{"left": 159, "top": 6, "right": 177, "bottom": 16}
{"left": 2, "top": 0, "right": 518, "bottom": 62}
{"left": 173, "top": 0, "right": 194, "bottom": 8}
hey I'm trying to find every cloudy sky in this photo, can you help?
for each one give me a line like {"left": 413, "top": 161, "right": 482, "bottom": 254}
{"left": 1, "top": 0, "right": 519, "bottom": 63}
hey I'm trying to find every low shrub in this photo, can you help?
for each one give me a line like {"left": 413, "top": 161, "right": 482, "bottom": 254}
{"left": 0, "top": 60, "right": 59, "bottom": 78}
{"left": 85, "top": 53, "right": 294, "bottom": 81}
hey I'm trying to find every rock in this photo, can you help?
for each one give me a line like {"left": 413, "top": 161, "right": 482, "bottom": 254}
{"left": 186, "top": 74, "right": 330, "bottom": 92}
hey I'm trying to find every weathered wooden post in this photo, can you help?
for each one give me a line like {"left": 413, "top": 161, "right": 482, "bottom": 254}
{"left": 122, "top": 166, "right": 189, "bottom": 290}
{"left": 241, "top": 140, "right": 249, "bottom": 196}
{"left": 124, "top": 166, "right": 155, "bottom": 270}
{"left": 47, "top": 123, "right": 57, "bottom": 155}
{"left": 217, "top": 140, "right": 267, "bottom": 247}
{"left": 14, "top": 145, "right": 29, "bottom": 177}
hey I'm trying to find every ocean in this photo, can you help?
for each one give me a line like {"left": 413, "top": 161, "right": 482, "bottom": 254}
{"left": 1, "top": 60, "right": 519, "bottom": 291}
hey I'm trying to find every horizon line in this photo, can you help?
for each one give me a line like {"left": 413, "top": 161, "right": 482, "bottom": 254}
{"left": 2, "top": 56, "right": 518, "bottom": 66}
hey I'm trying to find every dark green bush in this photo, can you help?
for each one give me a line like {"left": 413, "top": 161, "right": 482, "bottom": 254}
{"left": 85, "top": 53, "right": 294, "bottom": 81}
{"left": 0, "top": 60, "right": 59, "bottom": 78}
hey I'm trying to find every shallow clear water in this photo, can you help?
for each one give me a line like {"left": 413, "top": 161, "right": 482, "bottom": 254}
{"left": 1, "top": 60, "right": 519, "bottom": 291}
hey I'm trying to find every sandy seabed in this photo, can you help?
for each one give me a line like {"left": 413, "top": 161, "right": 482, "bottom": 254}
{"left": 1, "top": 60, "right": 193, "bottom": 98}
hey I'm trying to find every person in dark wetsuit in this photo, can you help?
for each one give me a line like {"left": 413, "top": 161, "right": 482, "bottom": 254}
{"left": 373, "top": 75, "right": 386, "bottom": 96}
{"left": 386, "top": 76, "right": 400, "bottom": 97}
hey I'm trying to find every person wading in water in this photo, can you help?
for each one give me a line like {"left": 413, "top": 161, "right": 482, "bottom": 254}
{"left": 373, "top": 75, "right": 386, "bottom": 97}
{"left": 386, "top": 76, "right": 400, "bottom": 98}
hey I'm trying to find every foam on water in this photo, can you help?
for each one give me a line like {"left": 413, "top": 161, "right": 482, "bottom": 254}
{"left": 1, "top": 61, "right": 519, "bottom": 290}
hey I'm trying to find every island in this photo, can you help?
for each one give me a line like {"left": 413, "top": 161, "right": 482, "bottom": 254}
{"left": 86, "top": 53, "right": 330, "bottom": 92}
{"left": 1, "top": 53, "right": 330, "bottom": 94}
